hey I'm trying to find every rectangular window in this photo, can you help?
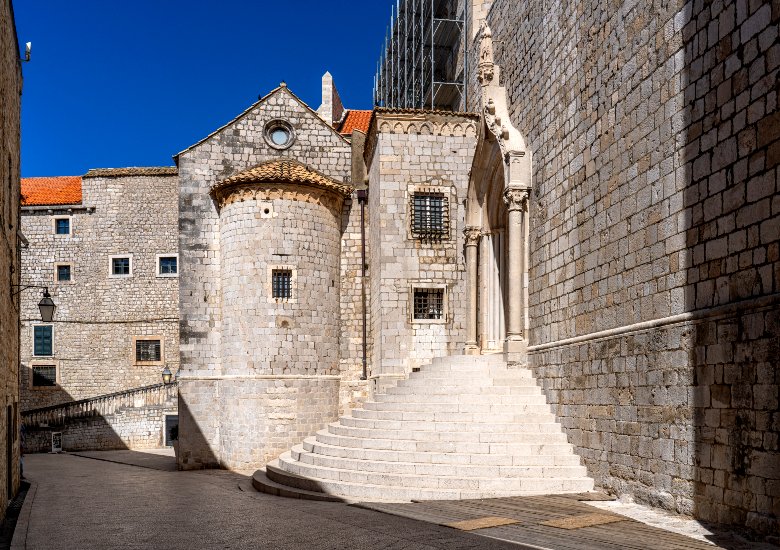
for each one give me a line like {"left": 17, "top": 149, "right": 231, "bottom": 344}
{"left": 272, "top": 269, "right": 293, "bottom": 299}
{"left": 56, "top": 264, "right": 72, "bottom": 282}
{"left": 411, "top": 192, "right": 448, "bottom": 240}
{"left": 111, "top": 257, "right": 131, "bottom": 276}
{"left": 135, "top": 339, "right": 161, "bottom": 362}
{"left": 158, "top": 256, "right": 178, "bottom": 276}
{"left": 413, "top": 288, "right": 444, "bottom": 320}
{"left": 33, "top": 325, "right": 53, "bottom": 356}
{"left": 32, "top": 366, "right": 57, "bottom": 387}
{"left": 54, "top": 218, "right": 70, "bottom": 235}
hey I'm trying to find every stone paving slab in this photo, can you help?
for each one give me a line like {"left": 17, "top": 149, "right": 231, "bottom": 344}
{"left": 15, "top": 453, "right": 526, "bottom": 550}
{"left": 70, "top": 449, "right": 177, "bottom": 471}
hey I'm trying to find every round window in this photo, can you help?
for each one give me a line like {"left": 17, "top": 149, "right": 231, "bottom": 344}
{"left": 264, "top": 120, "right": 295, "bottom": 150}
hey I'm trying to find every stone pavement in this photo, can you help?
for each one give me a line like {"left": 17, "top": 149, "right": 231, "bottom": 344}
{"left": 14, "top": 453, "right": 522, "bottom": 549}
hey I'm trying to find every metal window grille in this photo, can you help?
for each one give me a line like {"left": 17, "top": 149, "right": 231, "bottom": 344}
{"left": 413, "top": 288, "right": 444, "bottom": 320}
{"left": 112, "top": 257, "right": 130, "bottom": 275}
{"left": 159, "top": 257, "right": 177, "bottom": 275}
{"left": 136, "top": 340, "right": 161, "bottom": 362}
{"left": 32, "top": 366, "right": 57, "bottom": 387}
{"left": 57, "top": 265, "right": 71, "bottom": 281}
{"left": 55, "top": 218, "right": 70, "bottom": 234}
{"left": 272, "top": 270, "right": 293, "bottom": 299}
{"left": 411, "top": 192, "right": 448, "bottom": 240}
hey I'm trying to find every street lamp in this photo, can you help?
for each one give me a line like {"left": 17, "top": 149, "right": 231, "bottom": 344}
{"left": 12, "top": 285, "right": 57, "bottom": 322}
{"left": 161, "top": 366, "right": 173, "bottom": 385}
{"left": 38, "top": 289, "right": 56, "bottom": 322}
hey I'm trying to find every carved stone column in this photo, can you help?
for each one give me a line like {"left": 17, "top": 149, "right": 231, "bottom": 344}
{"left": 503, "top": 187, "right": 529, "bottom": 359}
{"left": 478, "top": 230, "right": 492, "bottom": 352}
{"left": 464, "top": 226, "right": 481, "bottom": 355}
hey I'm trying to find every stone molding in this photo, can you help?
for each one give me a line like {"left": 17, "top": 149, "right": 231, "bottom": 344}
{"left": 215, "top": 182, "right": 346, "bottom": 218}
{"left": 364, "top": 109, "right": 480, "bottom": 169}
{"left": 528, "top": 292, "right": 780, "bottom": 353}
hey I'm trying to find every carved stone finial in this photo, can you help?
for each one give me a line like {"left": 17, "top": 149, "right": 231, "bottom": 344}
{"left": 502, "top": 187, "right": 529, "bottom": 212}
{"left": 464, "top": 226, "right": 481, "bottom": 246}
{"left": 477, "top": 23, "right": 496, "bottom": 85}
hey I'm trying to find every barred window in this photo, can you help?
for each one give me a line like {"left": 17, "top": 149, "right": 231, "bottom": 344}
{"left": 413, "top": 288, "right": 444, "bottom": 320}
{"left": 32, "top": 366, "right": 57, "bottom": 387}
{"left": 136, "top": 339, "right": 161, "bottom": 362}
{"left": 272, "top": 269, "right": 293, "bottom": 299}
{"left": 411, "top": 192, "right": 448, "bottom": 240}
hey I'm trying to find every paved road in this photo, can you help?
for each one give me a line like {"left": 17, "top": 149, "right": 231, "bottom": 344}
{"left": 17, "top": 453, "right": 520, "bottom": 550}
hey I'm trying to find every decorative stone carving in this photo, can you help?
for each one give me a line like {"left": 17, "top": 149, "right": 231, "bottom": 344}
{"left": 477, "top": 23, "right": 496, "bottom": 85}
{"left": 502, "top": 187, "right": 529, "bottom": 212}
{"left": 464, "top": 226, "right": 482, "bottom": 246}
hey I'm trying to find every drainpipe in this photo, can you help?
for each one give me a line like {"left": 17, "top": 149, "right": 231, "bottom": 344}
{"left": 357, "top": 189, "right": 368, "bottom": 381}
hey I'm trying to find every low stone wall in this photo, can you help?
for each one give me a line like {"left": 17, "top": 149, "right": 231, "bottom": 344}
{"left": 22, "top": 383, "right": 178, "bottom": 454}
{"left": 23, "top": 404, "right": 178, "bottom": 453}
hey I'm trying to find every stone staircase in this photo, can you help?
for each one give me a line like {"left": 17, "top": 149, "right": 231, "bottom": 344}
{"left": 253, "top": 354, "right": 594, "bottom": 502}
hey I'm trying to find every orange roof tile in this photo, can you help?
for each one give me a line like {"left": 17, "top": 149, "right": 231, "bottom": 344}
{"left": 338, "top": 110, "right": 373, "bottom": 135}
{"left": 21, "top": 176, "right": 82, "bottom": 206}
{"left": 211, "top": 159, "right": 353, "bottom": 198}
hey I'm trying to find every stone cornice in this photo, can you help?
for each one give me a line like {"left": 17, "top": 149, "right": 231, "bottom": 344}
{"left": 364, "top": 109, "right": 480, "bottom": 169}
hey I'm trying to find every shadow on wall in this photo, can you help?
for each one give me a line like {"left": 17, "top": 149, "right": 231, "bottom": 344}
{"left": 684, "top": 0, "right": 780, "bottom": 536}
{"left": 21, "top": 382, "right": 179, "bottom": 455}
{"left": 175, "top": 391, "right": 220, "bottom": 470}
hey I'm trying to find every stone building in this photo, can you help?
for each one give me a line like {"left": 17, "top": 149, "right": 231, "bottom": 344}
{"left": 0, "top": 0, "right": 23, "bottom": 516}
{"left": 19, "top": 168, "right": 180, "bottom": 448}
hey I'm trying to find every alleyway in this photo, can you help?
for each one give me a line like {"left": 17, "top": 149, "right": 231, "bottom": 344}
{"left": 16, "top": 453, "right": 520, "bottom": 550}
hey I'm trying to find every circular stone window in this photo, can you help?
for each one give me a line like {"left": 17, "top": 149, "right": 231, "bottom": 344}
{"left": 264, "top": 120, "right": 295, "bottom": 150}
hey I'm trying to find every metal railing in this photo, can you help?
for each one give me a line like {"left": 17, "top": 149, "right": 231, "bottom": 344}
{"left": 21, "top": 382, "right": 178, "bottom": 428}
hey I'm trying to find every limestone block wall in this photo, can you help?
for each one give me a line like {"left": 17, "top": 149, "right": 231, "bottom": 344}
{"left": 219, "top": 194, "right": 341, "bottom": 376}
{"left": 477, "top": 0, "right": 780, "bottom": 533}
{"left": 20, "top": 172, "right": 180, "bottom": 410}
{"left": 0, "top": 0, "right": 22, "bottom": 515}
{"left": 365, "top": 111, "right": 478, "bottom": 390}
{"left": 177, "top": 86, "right": 351, "bottom": 470}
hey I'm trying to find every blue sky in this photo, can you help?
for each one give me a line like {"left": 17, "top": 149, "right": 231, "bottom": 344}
{"left": 15, "top": 1, "right": 392, "bottom": 176}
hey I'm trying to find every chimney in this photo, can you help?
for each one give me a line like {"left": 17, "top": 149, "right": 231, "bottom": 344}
{"left": 317, "top": 71, "right": 345, "bottom": 128}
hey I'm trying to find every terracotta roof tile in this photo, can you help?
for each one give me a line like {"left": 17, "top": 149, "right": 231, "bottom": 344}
{"left": 338, "top": 110, "right": 373, "bottom": 135}
{"left": 21, "top": 176, "right": 82, "bottom": 206}
{"left": 211, "top": 159, "right": 353, "bottom": 197}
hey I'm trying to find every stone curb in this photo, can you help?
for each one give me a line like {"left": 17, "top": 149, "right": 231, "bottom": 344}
{"left": 10, "top": 480, "right": 37, "bottom": 550}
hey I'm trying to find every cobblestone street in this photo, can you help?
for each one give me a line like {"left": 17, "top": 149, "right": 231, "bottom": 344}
{"left": 15, "top": 453, "right": 520, "bottom": 550}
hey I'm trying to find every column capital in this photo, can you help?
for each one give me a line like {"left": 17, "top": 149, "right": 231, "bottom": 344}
{"left": 502, "top": 187, "right": 529, "bottom": 212}
{"left": 464, "top": 226, "right": 481, "bottom": 246}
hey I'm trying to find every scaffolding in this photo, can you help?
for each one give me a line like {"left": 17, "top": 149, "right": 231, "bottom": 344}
{"left": 373, "top": 0, "right": 467, "bottom": 111}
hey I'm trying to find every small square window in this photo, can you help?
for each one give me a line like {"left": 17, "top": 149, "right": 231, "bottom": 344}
{"left": 111, "top": 257, "right": 131, "bottom": 276}
{"left": 413, "top": 288, "right": 444, "bottom": 320}
{"left": 54, "top": 218, "right": 70, "bottom": 235}
{"left": 411, "top": 192, "right": 448, "bottom": 240}
{"left": 135, "top": 339, "right": 161, "bottom": 362}
{"left": 56, "top": 265, "right": 71, "bottom": 282}
{"left": 272, "top": 269, "right": 293, "bottom": 299}
{"left": 158, "top": 256, "right": 178, "bottom": 276}
{"left": 32, "top": 365, "right": 57, "bottom": 387}
{"left": 33, "top": 325, "right": 53, "bottom": 356}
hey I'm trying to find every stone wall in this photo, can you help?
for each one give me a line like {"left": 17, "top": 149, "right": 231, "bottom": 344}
{"left": 365, "top": 110, "right": 478, "bottom": 391}
{"left": 20, "top": 170, "right": 180, "bottom": 410}
{"left": 22, "top": 384, "right": 178, "bottom": 453}
{"left": 176, "top": 85, "right": 352, "bottom": 469}
{"left": 0, "top": 0, "right": 22, "bottom": 516}
{"left": 478, "top": 0, "right": 780, "bottom": 533}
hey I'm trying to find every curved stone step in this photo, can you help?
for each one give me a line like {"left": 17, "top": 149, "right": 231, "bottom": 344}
{"left": 373, "top": 388, "right": 542, "bottom": 403}
{"left": 362, "top": 399, "right": 549, "bottom": 412}
{"left": 276, "top": 452, "right": 594, "bottom": 493}
{"left": 349, "top": 407, "right": 552, "bottom": 421}
{"left": 301, "top": 437, "right": 581, "bottom": 465}
{"left": 326, "top": 422, "right": 564, "bottom": 442}
{"left": 290, "top": 444, "right": 588, "bottom": 478}
{"left": 338, "top": 415, "right": 564, "bottom": 433}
